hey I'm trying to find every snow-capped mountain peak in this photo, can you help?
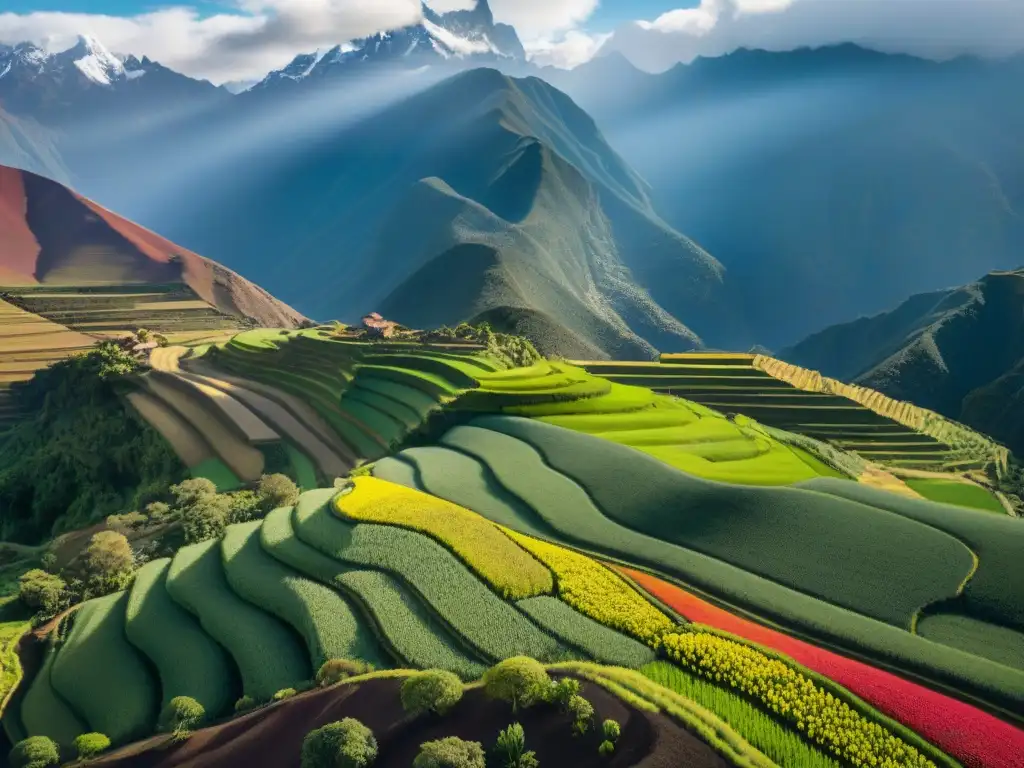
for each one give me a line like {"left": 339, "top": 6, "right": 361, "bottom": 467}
{"left": 57, "top": 34, "right": 126, "bottom": 85}
{"left": 249, "top": 0, "right": 524, "bottom": 92}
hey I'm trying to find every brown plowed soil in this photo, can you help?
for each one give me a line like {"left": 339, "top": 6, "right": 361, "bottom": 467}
{"left": 92, "top": 676, "right": 729, "bottom": 768}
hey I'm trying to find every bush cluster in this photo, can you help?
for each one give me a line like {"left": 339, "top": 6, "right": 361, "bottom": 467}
{"left": 9, "top": 736, "right": 59, "bottom": 768}
{"left": 301, "top": 718, "right": 377, "bottom": 768}
{"left": 482, "top": 657, "right": 551, "bottom": 713}
{"left": 316, "top": 658, "right": 374, "bottom": 687}
{"left": 74, "top": 733, "right": 112, "bottom": 760}
{"left": 159, "top": 696, "right": 206, "bottom": 736}
{"left": 401, "top": 670, "right": 464, "bottom": 716}
{"left": 174, "top": 474, "right": 300, "bottom": 544}
{"left": 413, "top": 737, "right": 485, "bottom": 768}
{"left": 494, "top": 723, "right": 538, "bottom": 768}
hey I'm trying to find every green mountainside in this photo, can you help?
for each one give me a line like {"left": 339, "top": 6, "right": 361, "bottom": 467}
{"left": 781, "top": 268, "right": 1024, "bottom": 454}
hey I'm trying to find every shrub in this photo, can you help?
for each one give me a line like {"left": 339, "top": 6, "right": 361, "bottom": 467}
{"left": 258, "top": 473, "right": 301, "bottom": 511}
{"left": 227, "top": 490, "right": 263, "bottom": 524}
{"left": 79, "top": 531, "right": 135, "bottom": 599}
{"left": 482, "top": 657, "right": 550, "bottom": 713}
{"left": 316, "top": 658, "right": 374, "bottom": 687}
{"left": 273, "top": 688, "right": 297, "bottom": 701}
{"left": 145, "top": 501, "right": 172, "bottom": 520}
{"left": 170, "top": 478, "right": 217, "bottom": 508}
{"left": 9, "top": 736, "right": 59, "bottom": 768}
{"left": 18, "top": 569, "right": 66, "bottom": 615}
{"left": 494, "top": 723, "right": 538, "bottom": 768}
{"left": 598, "top": 740, "right": 615, "bottom": 756}
{"left": 412, "top": 737, "right": 486, "bottom": 768}
{"left": 181, "top": 494, "right": 232, "bottom": 544}
{"left": 300, "top": 718, "right": 378, "bottom": 768}
{"left": 401, "top": 670, "right": 464, "bottom": 717}
{"left": 39, "top": 553, "right": 57, "bottom": 573}
{"left": 74, "top": 733, "right": 111, "bottom": 760}
{"left": 545, "top": 677, "right": 579, "bottom": 709}
{"left": 159, "top": 696, "right": 206, "bottom": 735}
{"left": 602, "top": 719, "right": 620, "bottom": 742}
{"left": 567, "top": 695, "right": 594, "bottom": 736}
{"left": 234, "top": 695, "right": 258, "bottom": 713}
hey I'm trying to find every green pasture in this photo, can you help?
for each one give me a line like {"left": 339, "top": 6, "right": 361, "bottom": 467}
{"left": 291, "top": 490, "right": 571, "bottom": 663}
{"left": 259, "top": 505, "right": 485, "bottom": 679}
{"left": 516, "top": 597, "right": 656, "bottom": 668}
{"left": 50, "top": 592, "right": 158, "bottom": 745}
{"left": 641, "top": 661, "right": 840, "bottom": 768}
{"left": 125, "top": 559, "right": 236, "bottom": 716}
{"left": 165, "top": 540, "right": 310, "bottom": 700}
{"left": 221, "top": 521, "right": 386, "bottom": 670}
{"left": 190, "top": 457, "right": 242, "bottom": 492}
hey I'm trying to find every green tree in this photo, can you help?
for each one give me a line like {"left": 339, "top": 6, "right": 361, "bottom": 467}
{"left": 598, "top": 741, "right": 614, "bottom": 756}
{"left": 181, "top": 494, "right": 232, "bottom": 544}
{"left": 18, "top": 569, "right": 66, "bottom": 616}
{"left": 234, "top": 695, "right": 258, "bottom": 713}
{"left": 602, "top": 719, "right": 620, "bottom": 743}
{"left": 74, "top": 733, "right": 111, "bottom": 760}
{"left": 79, "top": 531, "right": 135, "bottom": 599}
{"left": 482, "top": 657, "right": 550, "bottom": 713}
{"left": 567, "top": 695, "right": 594, "bottom": 736}
{"left": 159, "top": 696, "right": 206, "bottom": 736}
{"left": 316, "top": 659, "right": 373, "bottom": 687}
{"left": 9, "top": 736, "right": 59, "bottom": 768}
{"left": 145, "top": 501, "right": 171, "bottom": 520}
{"left": 258, "top": 473, "right": 300, "bottom": 511}
{"left": 170, "top": 478, "right": 218, "bottom": 508}
{"left": 413, "top": 737, "right": 485, "bottom": 768}
{"left": 400, "top": 670, "right": 463, "bottom": 716}
{"left": 545, "top": 677, "right": 579, "bottom": 709}
{"left": 494, "top": 723, "right": 538, "bottom": 768}
{"left": 300, "top": 719, "right": 378, "bottom": 768}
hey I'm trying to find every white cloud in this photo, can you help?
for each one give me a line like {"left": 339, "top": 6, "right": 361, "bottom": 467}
{"left": 488, "top": 0, "right": 599, "bottom": 39}
{"left": 526, "top": 29, "right": 611, "bottom": 69}
{"left": 0, "top": 0, "right": 421, "bottom": 83}
{"left": 601, "top": 0, "right": 1024, "bottom": 73}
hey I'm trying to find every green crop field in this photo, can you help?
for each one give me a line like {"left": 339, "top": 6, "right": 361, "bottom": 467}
{"left": 165, "top": 540, "right": 311, "bottom": 701}
{"left": 516, "top": 597, "right": 656, "bottom": 668}
{"left": 125, "top": 559, "right": 236, "bottom": 716}
{"left": 292, "top": 489, "right": 572, "bottom": 663}
{"left": 17, "top": 645, "right": 86, "bottom": 749}
{"left": 916, "top": 612, "right": 1024, "bottom": 669}
{"left": 444, "top": 421, "right": 972, "bottom": 628}
{"left": 902, "top": 478, "right": 1005, "bottom": 513}
{"left": 258, "top": 505, "right": 486, "bottom": 678}
{"left": 221, "top": 521, "right": 387, "bottom": 670}
{"left": 50, "top": 592, "right": 158, "bottom": 745}
{"left": 374, "top": 448, "right": 557, "bottom": 539}
{"left": 797, "top": 479, "right": 1024, "bottom": 634}
{"left": 353, "top": 377, "right": 442, "bottom": 419}
{"left": 641, "top": 661, "right": 840, "bottom": 768}
{"left": 345, "top": 388, "right": 423, "bottom": 430}
{"left": 333, "top": 477, "right": 553, "bottom": 600}
{"left": 336, "top": 397, "right": 407, "bottom": 447}
{"left": 432, "top": 416, "right": 1024, "bottom": 713}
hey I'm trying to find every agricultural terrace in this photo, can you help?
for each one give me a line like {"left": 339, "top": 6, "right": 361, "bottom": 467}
{"left": 382, "top": 416, "right": 1024, "bottom": 716}
{"left": 576, "top": 355, "right": 1005, "bottom": 490}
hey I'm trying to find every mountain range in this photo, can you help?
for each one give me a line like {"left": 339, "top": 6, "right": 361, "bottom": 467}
{"left": 2, "top": 5, "right": 1023, "bottom": 360}
{"left": 781, "top": 268, "right": 1024, "bottom": 455}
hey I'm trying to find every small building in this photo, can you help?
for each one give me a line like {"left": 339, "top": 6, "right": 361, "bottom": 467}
{"left": 361, "top": 312, "right": 400, "bottom": 338}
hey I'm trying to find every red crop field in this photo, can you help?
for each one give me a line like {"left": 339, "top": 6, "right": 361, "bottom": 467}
{"left": 620, "top": 567, "right": 1024, "bottom": 768}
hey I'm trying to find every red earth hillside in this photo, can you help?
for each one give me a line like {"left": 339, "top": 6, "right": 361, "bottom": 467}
{"left": 0, "top": 163, "right": 305, "bottom": 328}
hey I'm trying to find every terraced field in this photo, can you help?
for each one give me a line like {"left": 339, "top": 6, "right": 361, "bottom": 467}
{"left": 577, "top": 354, "right": 996, "bottom": 475}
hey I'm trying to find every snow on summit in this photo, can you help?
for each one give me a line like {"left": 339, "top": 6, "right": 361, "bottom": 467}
{"left": 64, "top": 35, "right": 126, "bottom": 85}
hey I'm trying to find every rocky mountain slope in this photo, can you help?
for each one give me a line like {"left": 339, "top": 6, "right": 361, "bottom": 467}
{"left": 781, "top": 268, "right": 1024, "bottom": 454}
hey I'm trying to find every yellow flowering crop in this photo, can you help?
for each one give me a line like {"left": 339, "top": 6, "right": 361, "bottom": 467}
{"left": 501, "top": 529, "right": 673, "bottom": 642}
{"left": 657, "top": 631, "right": 934, "bottom": 768}
{"left": 333, "top": 478, "right": 553, "bottom": 600}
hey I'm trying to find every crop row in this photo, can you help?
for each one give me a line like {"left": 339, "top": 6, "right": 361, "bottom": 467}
{"left": 440, "top": 417, "right": 1024, "bottom": 715}
{"left": 50, "top": 592, "right": 158, "bottom": 745}
{"left": 221, "top": 521, "right": 386, "bottom": 670}
{"left": 294, "top": 489, "right": 570, "bottom": 662}
{"left": 165, "top": 539, "right": 311, "bottom": 701}
{"left": 517, "top": 597, "right": 656, "bottom": 668}
{"left": 500, "top": 527, "right": 672, "bottom": 641}
{"left": 125, "top": 559, "right": 235, "bottom": 715}
{"left": 656, "top": 630, "right": 936, "bottom": 768}
{"left": 642, "top": 661, "right": 841, "bottom": 768}
{"left": 332, "top": 477, "right": 553, "bottom": 600}
{"left": 623, "top": 567, "right": 1024, "bottom": 768}
{"left": 258, "top": 504, "right": 486, "bottom": 679}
